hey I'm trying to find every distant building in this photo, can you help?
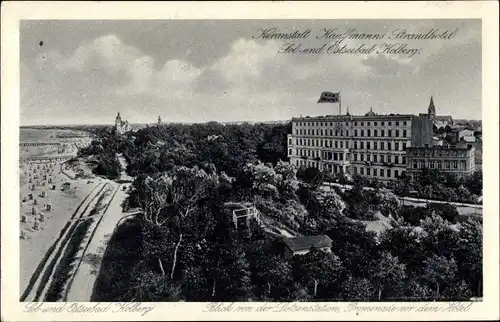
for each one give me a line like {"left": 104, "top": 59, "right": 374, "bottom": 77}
{"left": 288, "top": 111, "right": 433, "bottom": 181}
{"left": 115, "top": 112, "right": 131, "bottom": 135}
{"left": 158, "top": 115, "right": 162, "bottom": 125}
{"left": 405, "top": 144, "right": 476, "bottom": 180}
{"left": 282, "top": 235, "right": 332, "bottom": 258}
{"left": 426, "top": 96, "right": 454, "bottom": 128}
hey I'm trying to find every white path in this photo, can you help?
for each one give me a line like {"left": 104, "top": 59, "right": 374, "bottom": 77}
{"left": 65, "top": 183, "right": 135, "bottom": 301}
{"left": 321, "top": 182, "right": 483, "bottom": 210}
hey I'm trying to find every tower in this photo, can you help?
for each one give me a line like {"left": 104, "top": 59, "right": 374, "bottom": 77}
{"left": 428, "top": 96, "right": 436, "bottom": 120}
{"left": 158, "top": 115, "right": 162, "bottom": 125}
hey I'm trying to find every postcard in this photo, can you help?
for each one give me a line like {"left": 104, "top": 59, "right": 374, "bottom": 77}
{"left": 1, "top": 1, "right": 499, "bottom": 321}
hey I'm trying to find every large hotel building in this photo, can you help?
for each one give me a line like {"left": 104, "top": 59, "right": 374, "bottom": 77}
{"left": 287, "top": 97, "right": 475, "bottom": 181}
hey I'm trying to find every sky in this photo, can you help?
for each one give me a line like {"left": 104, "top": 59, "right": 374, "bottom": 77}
{"left": 20, "top": 19, "right": 481, "bottom": 125}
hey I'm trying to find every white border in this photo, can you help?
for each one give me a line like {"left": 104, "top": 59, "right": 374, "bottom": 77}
{"left": 1, "top": 1, "right": 499, "bottom": 321}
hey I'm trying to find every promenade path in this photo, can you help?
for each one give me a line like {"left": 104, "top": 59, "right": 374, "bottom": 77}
{"left": 65, "top": 184, "right": 137, "bottom": 301}
{"left": 321, "top": 182, "right": 483, "bottom": 212}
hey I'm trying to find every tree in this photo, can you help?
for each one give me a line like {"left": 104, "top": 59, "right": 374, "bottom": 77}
{"left": 254, "top": 255, "right": 292, "bottom": 298}
{"left": 370, "top": 252, "right": 407, "bottom": 300}
{"left": 130, "top": 166, "right": 220, "bottom": 278}
{"left": 295, "top": 248, "right": 343, "bottom": 298}
{"left": 423, "top": 254, "right": 457, "bottom": 298}
{"left": 341, "top": 276, "right": 375, "bottom": 301}
{"left": 455, "top": 218, "right": 483, "bottom": 296}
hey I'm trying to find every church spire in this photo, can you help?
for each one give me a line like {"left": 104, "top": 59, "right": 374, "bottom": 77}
{"left": 428, "top": 96, "right": 436, "bottom": 119}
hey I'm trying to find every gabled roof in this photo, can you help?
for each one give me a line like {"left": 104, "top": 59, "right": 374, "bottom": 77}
{"left": 283, "top": 235, "right": 332, "bottom": 252}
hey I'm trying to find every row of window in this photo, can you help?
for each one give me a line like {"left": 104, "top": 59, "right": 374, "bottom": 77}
{"left": 352, "top": 140, "right": 407, "bottom": 151}
{"left": 353, "top": 166, "right": 401, "bottom": 178}
{"left": 290, "top": 149, "right": 407, "bottom": 165}
{"left": 290, "top": 138, "right": 408, "bottom": 151}
{"left": 294, "top": 120, "right": 409, "bottom": 127}
{"left": 294, "top": 128, "right": 409, "bottom": 138}
{"left": 411, "top": 160, "right": 469, "bottom": 170}
{"left": 408, "top": 149, "right": 469, "bottom": 158}
{"left": 291, "top": 159, "right": 405, "bottom": 179}
{"left": 352, "top": 153, "right": 406, "bottom": 165}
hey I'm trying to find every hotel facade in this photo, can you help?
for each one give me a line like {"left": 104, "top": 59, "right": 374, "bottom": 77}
{"left": 405, "top": 144, "right": 476, "bottom": 180}
{"left": 287, "top": 111, "right": 433, "bottom": 181}
{"left": 286, "top": 97, "right": 478, "bottom": 181}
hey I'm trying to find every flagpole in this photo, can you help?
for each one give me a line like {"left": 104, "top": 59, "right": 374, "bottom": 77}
{"left": 339, "top": 91, "right": 342, "bottom": 115}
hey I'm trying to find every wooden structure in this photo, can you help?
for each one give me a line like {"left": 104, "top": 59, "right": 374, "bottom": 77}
{"left": 232, "top": 206, "right": 261, "bottom": 230}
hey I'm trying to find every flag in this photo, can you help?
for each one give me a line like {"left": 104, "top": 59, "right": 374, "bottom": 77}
{"left": 317, "top": 91, "right": 340, "bottom": 103}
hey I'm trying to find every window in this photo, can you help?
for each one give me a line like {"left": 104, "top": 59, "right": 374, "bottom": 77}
{"left": 373, "top": 154, "right": 378, "bottom": 162}
{"left": 335, "top": 130, "right": 338, "bottom": 136}
{"left": 374, "top": 122, "right": 378, "bottom": 126}
{"left": 403, "top": 121, "right": 407, "bottom": 126}
{"left": 334, "top": 153, "right": 338, "bottom": 161}
{"left": 402, "top": 142, "right": 407, "bottom": 150}
{"left": 367, "top": 168, "right": 371, "bottom": 176}
{"left": 361, "top": 122, "right": 364, "bottom": 126}
{"left": 354, "top": 122, "right": 358, "bottom": 126}
{"left": 367, "top": 154, "right": 371, "bottom": 162}
{"left": 438, "top": 161, "right": 442, "bottom": 169}
{"left": 453, "top": 161, "right": 458, "bottom": 169}
{"left": 395, "top": 142, "right": 399, "bottom": 150}
{"left": 374, "top": 142, "right": 378, "bottom": 150}
{"left": 446, "top": 161, "right": 451, "bottom": 169}
{"left": 420, "top": 160, "right": 425, "bottom": 168}
{"left": 387, "top": 142, "right": 392, "bottom": 150}
{"left": 354, "top": 167, "right": 358, "bottom": 174}
{"left": 367, "top": 129, "right": 371, "bottom": 137}
{"left": 320, "top": 140, "right": 324, "bottom": 147}
{"left": 380, "top": 169, "right": 384, "bottom": 177}
{"left": 335, "top": 141, "right": 338, "bottom": 149}
{"left": 394, "top": 170, "right": 399, "bottom": 177}
{"left": 360, "top": 141, "right": 364, "bottom": 149}
{"left": 289, "top": 138, "right": 292, "bottom": 145}
{"left": 388, "top": 130, "right": 392, "bottom": 137}
{"left": 346, "top": 130, "right": 349, "bottom": 136}
{"left": 361, "top": 130, "right": 364, "bottom": 137}
{"left": 339, "top": 153, "right": 343, "bottom": 161}
{"left": 381, "top": 130, "right": 385, "bottom": 137}
{"left": 340, "top": 141, "right": 344, "bottom": 148}
{"left": 354, "top": 141, "right": 358, "bottom": 149}
{"left": 367, "top": 142, "right": 371, "bottom": 150}
{"left": 413, "top": 161, "right": 418, "bottom": 169}
{"left": 403, "top": 130, "right": 407, "bottom": 137}
{"left": 360, "top": 154, "right": 364, "bottom": 161}
{"left": 354, "top": 130, "right": 358, "bottom": 137}
{"left": 430, "top": 161, "right": 435, "bottom": 169}
{"left": 381, "top": 155, "right": 385, "bottom": 163}
{"left": 367, "top": 122, "right": 371, "bottom": 126}
{"left": 360, "top": 167, "right": 364, "bottom": 175}
{"left": 320, "top": 122, "right": 323, "bottom": 126}
{"left": 396, "top": 121, "right": 399, "bottom": 126}
{"left": 288, "top": 149, "right": 292, "bottom": 155}
{"left": 373, "top": 168, "right": 377, "bottom": 176}
{"left": 387, "top": 170, "right": 391, "bottom": 178}
{"left": 381, "top": 122, "right": 385, "bottom": 126}
{"left": 396, "top": 130, "right": 400, "bottom": 137}
{"left": 388, "top": 121, "right": 392, "bottom": 126}
{"left": 354, "top": 154, "right": 358, "bottom": 161}
{"left": 374, "top": 130, "right": 378, "bottom": 137}
{"left": 320, "top": 129, "right": 323, "bottom": 136}
{"left": 402, "top": 156, "right": 406, "bottom": 165}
